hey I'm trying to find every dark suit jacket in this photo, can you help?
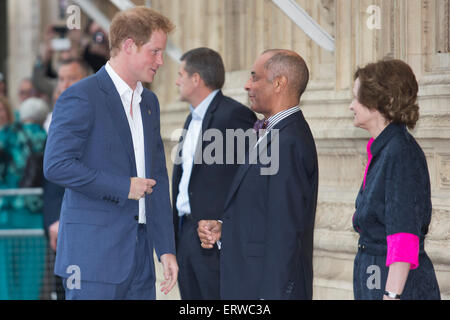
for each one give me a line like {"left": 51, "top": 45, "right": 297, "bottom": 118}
{"left": 172, "top": 91, "right": 256, "bottom": 238}
{"left": 219, "top": 110, "right": 318, "bottom": 300}
{"left": 44, "top": 66, "right": 175, "bottom": 284}
{"left": 42, "top": 178, "right": 64, "bottom": 238}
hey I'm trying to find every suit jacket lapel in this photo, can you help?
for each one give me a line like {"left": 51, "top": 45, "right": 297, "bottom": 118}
{"left": 173, "top": 112, "right": 192, "bottom": 174}
{"left": 174, "top": 91, "right": 224, "bottom": 191}
{"left": 223, "top": 111, "right": 303, "bottom": 211}
{"left": 223, "top": 133, "right": 270, "bottom": 211}
{"left": 97, "top": 67, "right": 137, "bottom": 172}
{"left": 190, "top": 91, "right": 223, "bottom": 176}
{"left": 140, "top": 92, "right": 156, "bottom": 178}
{"left": 200, "top": 91, "right": 222, "bottom": 134}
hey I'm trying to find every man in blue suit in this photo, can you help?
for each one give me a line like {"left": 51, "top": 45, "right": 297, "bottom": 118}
{"left": 198, "top": 49, "right": 318, "bottom": 299}
{"left": 44, "top": 7, "right": 178, "bottom": 299}
{"left": 43, "top": 58, "right": 91, "bottom": 300}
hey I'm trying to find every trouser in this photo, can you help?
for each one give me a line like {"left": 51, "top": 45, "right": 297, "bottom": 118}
{"left": 63, "top": 224, "right": 155, "bottom": 300}
{"left": 177, "top": 215, "right": 220, "bottom": 300}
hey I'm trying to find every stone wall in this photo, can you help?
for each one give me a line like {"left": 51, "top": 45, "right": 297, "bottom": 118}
{"left": 156, "top": 0, "right": 450, "bottom": 299}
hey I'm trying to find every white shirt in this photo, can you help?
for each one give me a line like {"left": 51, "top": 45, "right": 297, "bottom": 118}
{"left": 105, "top": 62, "right": 147, "bottom": 224}
{"left": 176, "top": 90, "right": 219, "bottom": 217}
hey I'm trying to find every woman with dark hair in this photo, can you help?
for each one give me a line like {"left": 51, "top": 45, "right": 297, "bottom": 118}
{"left": 350, "top": 59, "right": 441, "bottom": 300}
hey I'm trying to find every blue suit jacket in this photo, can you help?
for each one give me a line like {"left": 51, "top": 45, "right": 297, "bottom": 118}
{"left": 219, "top": 111, "right": 318, "bottom": 299}
{"left": 44, "top": 66, "right": 175, "bottom": 284}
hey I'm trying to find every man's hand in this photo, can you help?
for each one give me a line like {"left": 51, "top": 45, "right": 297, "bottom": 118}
{"left": 128, "top": 178, "right": 156, "bottom": 200}
{"left": 197, "top": 220, "right": 222, "bottom": 249}
{"left": 48, "top": 220, "right": 59, "bottom": 251}
{"left": 160, "top": 254, "right": 178, "bottom": 295}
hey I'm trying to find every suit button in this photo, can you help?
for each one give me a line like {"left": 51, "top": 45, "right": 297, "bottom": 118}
{"left": 134, "top": 215, "right": 138, "bottom": 221}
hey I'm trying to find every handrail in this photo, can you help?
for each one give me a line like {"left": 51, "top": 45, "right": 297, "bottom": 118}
{"left": 0, "top": 187, "right": 45, "bottom": 237}
{"left": 271, "top": 0, "right": 335, "bottom": 52}
{"left": 0, "top": 188, "right": 43, "bottom": 197}
{"left": 109, "top": 0, "right": 135, "bottom": 11}
{"left": 75, "top": 0, "right": 333, "bottom": 58}
{"left": 0, "top": 229, "right": 45, "bottom": 237}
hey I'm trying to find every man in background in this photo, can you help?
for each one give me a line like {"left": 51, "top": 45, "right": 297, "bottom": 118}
{"left": 173, "top": 47, "right": 256, "bottom": 299}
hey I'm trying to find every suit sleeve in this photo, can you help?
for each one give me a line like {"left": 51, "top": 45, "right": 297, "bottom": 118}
{"left": 44, "top": 89, "right": 130, "bottom": 205}
{"left": 384, "top": 144, "right": 424, "bottom": 269}
{"left": 147, "top": 96, "right": 176, "bottom": 259}
{"left": 42, "top": 178, "right": 64, "bottom": 233}
{"left": 259, "top": 135, "right": 317, "bottom": 299}
{"left": 229, "top": 103, "right": 257, "bottom": 131}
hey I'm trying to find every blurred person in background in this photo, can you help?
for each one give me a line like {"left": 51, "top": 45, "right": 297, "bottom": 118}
{"left": 17, "top": 78, "right": 39, "bottom": 104}
{"left": 0, "top": 97, "right": 49, "bottom": 299}
{"left": 0, "top": 73, "right": 6, "bottom": 98}
{"left": 33, "top": 21, "right": 108, "bottom": 99}
{"left": 0, "top": 96, "right": 15, "bottom": 185}
{"left": 0, "top": 96, "right": 14, "bottom": 130}
{"left": 32, "top": 25, "right": 82, "bottom": 100}
{"left": 32, "top": 25, "right": 79, "bottom": 101}
{"left": 82, "top": 20, "right": 109, "bottom": 72}
{"left": 43, "top": 58, "right": 91, "bottom": 132}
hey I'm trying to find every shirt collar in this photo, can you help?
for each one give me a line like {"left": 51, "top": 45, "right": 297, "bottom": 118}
{"left": 189, "top": 90, "right": 219, "bottom": 121}
{"left": 370, "top": 122, "right": 405, "bottom": 157}
{"left": 266, "top": 105, "right": 300, "bottom": 131}
{"left": 105, "top": 62, "right": 143, "bottom": 98}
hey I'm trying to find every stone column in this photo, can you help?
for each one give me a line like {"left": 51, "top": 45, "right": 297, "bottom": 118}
{"left": 7, "top": 0, "right": 42, "bottom": 109}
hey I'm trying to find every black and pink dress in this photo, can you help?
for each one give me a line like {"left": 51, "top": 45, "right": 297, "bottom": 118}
{"left": 352, "top": 123, "right": 441, "bottom": 300}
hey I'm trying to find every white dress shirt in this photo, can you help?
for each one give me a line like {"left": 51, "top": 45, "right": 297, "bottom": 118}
{"left": 176, "top": 90, "right": 219, "bottom": 217}
{"left": 105, "top": 62, "right": 147, "bottom": 224}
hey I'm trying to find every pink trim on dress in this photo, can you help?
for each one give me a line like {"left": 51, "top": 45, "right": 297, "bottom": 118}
{"left": 386, "top": 233, "right": 420, "bottom": 270}
{"left": 363, "top": 138, "right": 375, "bottom": 189}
